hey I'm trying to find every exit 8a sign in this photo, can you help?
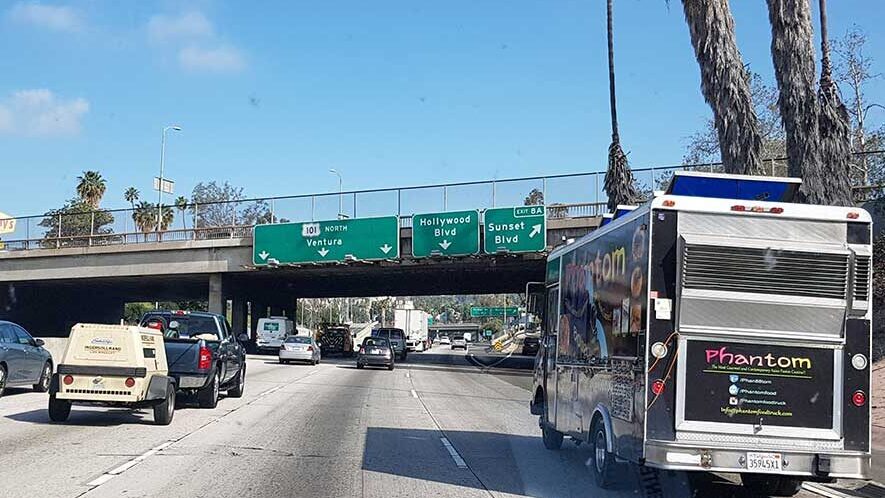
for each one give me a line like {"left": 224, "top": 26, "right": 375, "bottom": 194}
{"left": 483, "top": 205, "right": 546, "bottom": 254}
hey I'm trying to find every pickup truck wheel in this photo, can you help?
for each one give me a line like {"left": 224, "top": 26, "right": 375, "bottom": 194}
{"left": 741, "top": 474, "right": 802, "bottom": 497}
{"left": 356, "top": 363, "right": 364, "bottom": 369}
{"left": 34, "top": 362, "right": 52, "bottom": 392}
{"left": 48, "top": 394, "right": 71, "bottom": 422}
{"left": 153, "top": 388, "right": 175, "bottom": 425}
{"left": 227, "top": 365, "right": 245, "bottom": 398}
{"left": 197, "top": 370, "right": 220, "bottom": 409}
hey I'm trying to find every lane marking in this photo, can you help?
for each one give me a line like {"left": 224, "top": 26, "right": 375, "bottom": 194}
{"left": 410, "top": 389, "right": 418, "bottom": 398}
{"left": 258, "top": 386, "right": 282, "bottom": 397}
{"left": 405, "top": 371, "right": 411, "bottom": 378}
{"left": 440, "top": 437, "right": 468, "bottom": 468}
{"left": 86, "top": 474, "right": 116, "bottom": 487}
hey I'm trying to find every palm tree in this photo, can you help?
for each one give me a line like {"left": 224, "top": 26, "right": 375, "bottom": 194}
{"left": 76, "top": 171, "right": 107, "bottom": 208}
{"left": 816, "top": 0, "right": 853, "bottom": 206}
{"left": 159, "top": 205, "right": 174, "bottom": 231}
{"left": 175, "top": 196, "right": 189, "bottom": 229}
{"left": 132, "top": 201, "right": 157, "bottom": 242}
{"left": 681, "top": 0, "right": 763, "bottom": 175}
{"left": 124, "top": 187, "right": 140, "bottom": 210}
{"left": 603, "top": 0, "right": 640, "bottom": 212}
{"left": 766, "top": 0, "right": 824, "bottom": 203}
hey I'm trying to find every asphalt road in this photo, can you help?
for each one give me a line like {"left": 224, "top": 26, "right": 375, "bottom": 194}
{"left": 0, "top": 343, "right": 822, "bottom": 498}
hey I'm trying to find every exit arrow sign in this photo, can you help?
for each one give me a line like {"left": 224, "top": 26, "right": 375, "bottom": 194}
{"left": 253, "top": 216, "right": 400, "bottom": 265}
{"left": 411, "top": 210, "right": 480, "bottom": 258}
{"left": 483, "top": 206, "right": 546, "bottom": 254}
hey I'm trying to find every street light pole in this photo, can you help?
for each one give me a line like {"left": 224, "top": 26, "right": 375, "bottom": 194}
{"left": 329, "top": 169, "right": 343, "bottom": 219}
{"left": 158, "top": 125, "right": 182, "bottom": 232}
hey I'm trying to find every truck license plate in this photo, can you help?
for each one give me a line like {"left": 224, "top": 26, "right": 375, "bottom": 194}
{"left": 746, "top": 452, "right": 781, "bottom": 473}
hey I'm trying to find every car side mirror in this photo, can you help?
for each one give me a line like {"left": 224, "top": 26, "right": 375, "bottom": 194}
{"left": 237, "top": 333, "right": 249, "bottom": 343}
{"left": 33, "top": 338, "right": 45, "bottom": 347}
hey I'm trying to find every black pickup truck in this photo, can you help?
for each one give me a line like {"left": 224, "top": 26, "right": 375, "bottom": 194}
{"left": 140, "top": 311, "right": 248, "bottom": 408}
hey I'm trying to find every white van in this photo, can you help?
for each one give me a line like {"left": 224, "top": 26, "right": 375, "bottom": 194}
{"left": 256, "top": 317, "right": 294, "bottom": 352}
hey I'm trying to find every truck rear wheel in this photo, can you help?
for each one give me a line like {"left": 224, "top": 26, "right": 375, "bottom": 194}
{"left": 48, "top": 394, "right": 71, "bottom": 422}
{"left": 153, "top": 388, "right": 175, "bottom": 425}
{"left": 589, "top": 418, "right": 618, "bottom": 489}
{"left": 741, "top": 474, "right": 802, "bottom": 497}
{"left": 227, "top": 365, "right": 245, "bottom": 398}
{"left": 197, "top": 370, "right": 220, "bottom": 409}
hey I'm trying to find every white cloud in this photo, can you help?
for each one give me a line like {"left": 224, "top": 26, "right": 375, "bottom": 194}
{"left": 179, "top": 45, "right": 245, "bottom": 73}
{"left": 0, "top": 89, "right": 89, "bottom": 137}
{"left": 147, "top": 11, "right": 213, "bottom": 43}
{"left": 9, "top": 2, "right": 83, "bottom": 32}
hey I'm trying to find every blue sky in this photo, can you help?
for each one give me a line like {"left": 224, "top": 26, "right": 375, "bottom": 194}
{"left": 1, "top": 0, "right": 883, "bottom": 220}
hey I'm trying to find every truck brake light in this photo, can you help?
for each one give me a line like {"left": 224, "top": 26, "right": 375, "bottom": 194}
{"left": 307, "top": 346, "right": 314, "bottom": 352}
{"left": 852, "top": 390, "right": 867, "bottom": 407}
{"left": 651, "top": 379, "right": 665, "bottom": 396}
{"left": 63, "top": 375, "right": 74, "bottom": 385}
{"left": 847, "top": 212, "right": 860, "bottom": 219}
{"left": 125, "top": 377, "right": 135, "bottom": 388}
{"left": 198, "top": 345, "right": 212, "bottom": 370}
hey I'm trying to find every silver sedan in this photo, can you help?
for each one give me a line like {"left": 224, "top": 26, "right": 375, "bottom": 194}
{"left": 278, "top": 335, "right": 321, "bottom": 365}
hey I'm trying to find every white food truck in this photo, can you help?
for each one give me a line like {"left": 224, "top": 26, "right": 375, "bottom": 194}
{"left": 529, "top": 172, "right": 872, "bottom": 496}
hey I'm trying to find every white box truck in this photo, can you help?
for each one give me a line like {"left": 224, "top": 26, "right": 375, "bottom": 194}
{"left": 396, "top": 308, "right": 429, "bottom": 352}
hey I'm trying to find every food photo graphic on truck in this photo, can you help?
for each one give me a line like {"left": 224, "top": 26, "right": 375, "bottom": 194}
{"left": 528, "top": 172, "right": 873, "bottom": 497}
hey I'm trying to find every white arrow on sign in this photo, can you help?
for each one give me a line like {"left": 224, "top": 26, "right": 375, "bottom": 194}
{"left": 439, "top": 240, "right": 452, "bottom": 250}
{"left": 258, "top": 250, "right": 270, "bottom": 261}
{"left": 529, "top": 224, "right": 542, "bottom": 238}
{"left": 380, "top": 244, "right": 392, "bottom": 254}
{"left": 317, "top": 248, "right": 330, "bottom": 257}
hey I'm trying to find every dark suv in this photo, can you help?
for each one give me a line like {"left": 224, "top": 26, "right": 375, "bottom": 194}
{"left": 371, "top": 328, "right": 407, "bottom": 360}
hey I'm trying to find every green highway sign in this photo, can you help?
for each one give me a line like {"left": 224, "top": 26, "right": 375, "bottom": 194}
{"left": 412, "top": 210, "right": 480, "bottom": 257}
{"left": 253, "top": 216, "right": 399, "bottom": 265}
{"left": 483, "top": 205, "right": 546, "bottom": 254}
{"left": 470, "top": 306, "right": 520, "bottom": 318}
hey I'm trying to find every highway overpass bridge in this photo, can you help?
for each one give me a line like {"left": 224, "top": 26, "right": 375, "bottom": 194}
{"left": 0, "top": 213, "right": 599, "bottom": 336}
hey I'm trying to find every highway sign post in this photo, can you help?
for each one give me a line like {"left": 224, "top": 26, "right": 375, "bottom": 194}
{"left": 483, "top": 205, "right": 546, "bottom": 254}
{"left": 470, "top": 306, "right": 520, "bottom": 318}
{"left": 411, "top": 210, "right": 480, "bottom": 257}
{"left": 253, "top": 216, "right": 399, "bottom": 265}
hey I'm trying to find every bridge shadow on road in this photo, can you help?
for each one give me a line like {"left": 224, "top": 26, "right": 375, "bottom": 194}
{"left": 361, "top": 427, "right": 780, "bottom": 498}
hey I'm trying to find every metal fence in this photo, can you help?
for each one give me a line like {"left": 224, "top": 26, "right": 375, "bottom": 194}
{"left": 1, "top": 151, "right": 881, "bottom": 252}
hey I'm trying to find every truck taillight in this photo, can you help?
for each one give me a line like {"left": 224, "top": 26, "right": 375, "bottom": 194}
{"left": 651, "top": 379, "right": 665, "bottom": 396}
{"left": 852, "top": 390, "right": 867, "bottom": 407}
{"left": 359, "top": 347, "right": 365, "bottom": 354}
{"left": 63, "top": 375, "right": 74, "bottom": 385}
{"left": 198, "top": 346, "right": 212, "bottom": 370}
{"left": 125, "top": 377, "right": 135, "bottom": 388}
{"left": 307, "top": 346, "right": 314, "bottom": 352}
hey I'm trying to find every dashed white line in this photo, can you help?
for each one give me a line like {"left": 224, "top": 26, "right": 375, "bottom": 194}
{"left": 440, "top": 437, "right": 468, "bottom": 468}
{"left": 87, "top": 441, "right": 173, "bottom": 485}
{"left": 258, "top": 386, "right": 283, "bottom": 397}
{"left": 410, "top": 389, "right": 418, "bottom": 398}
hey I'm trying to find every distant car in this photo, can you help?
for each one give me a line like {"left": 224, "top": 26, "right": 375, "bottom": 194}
{"left": 439, "top": 336, "right": 451, "bottom": 345}
{"left": 0, "top": 321, "right": 54, "bottom": 397}
{"left": 371, "top": 328, "right": 407, "bottom": 361}
{"left": 451, "top": 335, "right": 467, "bottom": 350}
{"left": 279, "top": 335, "right": 321, "bottom": 365}
{"left": 356, "top": 337, "right": 394, "bottom": 370}
{"left": 521, "top": 336, "right": 541, "bottom": 356}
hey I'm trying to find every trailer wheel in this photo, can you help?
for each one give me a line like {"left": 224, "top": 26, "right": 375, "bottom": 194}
{"left": 153, "top": 387, "right": 175, "bottom": 425}
{"left": 589, "top": 418, "right": 618, "bottom": 489}
{"left": 48, "top": 393, "right": 71, "bottom": 422}
{"left": 741, "top": 474, "right": 802, "bottom": 497}
{"left": 541, "top": 421, "right": 563, "bottom": 450}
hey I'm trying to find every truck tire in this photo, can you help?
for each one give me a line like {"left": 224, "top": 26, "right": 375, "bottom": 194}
{"left": 388, "top": 363, "right": 395, "bottom": 371}
{"left": 153, "top": 388, "right": 175, "bottom": 425}
{"left": 541, "top": 421, "right": 563, "bottom": 450}
{"left": 741, "top": 474, "right": 802, "bottom": 497}
{"left": 589, "top": 418, "right": 618, "bottom": 489}
{"left": 227, "top": 364, "right": 246, "bottom": 398}
{"left": 197, "top": 370, "right": 220, "bottom": 409}
{"left": 33, "top": 362, "right": 52, "bottom": 392}
{"left": 48, "top": 393, "right": 71, "bottom": 422}
{"left": 400, "top": 351, "right": 407, "bottom": 362}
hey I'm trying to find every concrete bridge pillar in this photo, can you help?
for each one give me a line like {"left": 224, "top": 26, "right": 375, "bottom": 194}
{"left": 208, "top": 274, "right": 224, "bottom": 315}
{"left": 250, "top": 302, "right": 267, "bottom": 340}
{"left": 230, "top": 297, "right": 247, "bottom": 336}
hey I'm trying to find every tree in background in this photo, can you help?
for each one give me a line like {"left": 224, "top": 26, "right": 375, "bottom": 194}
{"left": 175, "top": 196, "right": 189, "bottom": 229}
{"left": 523, "top": 188, "right": 544, "bottom": 206}
{"left": 132, "top": 201, "right": 157, "bottom": 241}
{"left": 602, "top": 0, "right": 640, "bottom": 212}
{"left": 190, "top": 181, "right": 271, "bottom": 228}
{"left": 38, "top": 199, "right": 115, "bottom": 247}
{"left": 816, "top": 0, "right": 854, "bottom": 206}
{"left": 680, "top": 0, "right": 763, "bottom": 175}
{"left": 76, "top": 171, "right": 107, "bottom": 208}
{"left": 766, "top": 0, "right": 827, "bottom": 204}
{"left": 124, "top": 187, "right": 140, "bottom": 210}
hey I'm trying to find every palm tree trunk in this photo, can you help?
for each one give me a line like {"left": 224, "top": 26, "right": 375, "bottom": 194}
{"left": 603, "top": 0, "right": 640, "bottom": 212}
{"left": 682, "top": 0, "right": 763, "bottom": 175}
{"left": 766, "top": 0, "right": 824, "bottom": 203}
{"left": 816, "top": 0, "right": 854, "bottom": 206}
